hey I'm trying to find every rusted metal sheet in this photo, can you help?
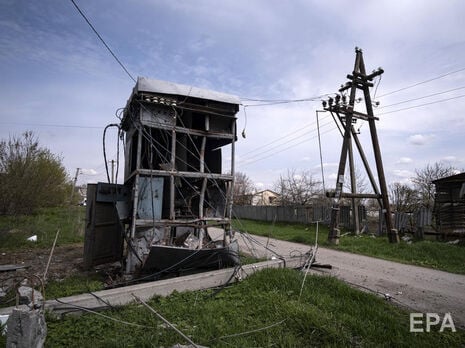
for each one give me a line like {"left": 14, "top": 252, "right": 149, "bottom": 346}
{"left": 83, "top": 184, "right": 125, "bottom": 269}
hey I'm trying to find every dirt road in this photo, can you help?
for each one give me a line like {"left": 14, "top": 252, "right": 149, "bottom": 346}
{"left": 237, "top": 233, "right": 465, "bottom": 328}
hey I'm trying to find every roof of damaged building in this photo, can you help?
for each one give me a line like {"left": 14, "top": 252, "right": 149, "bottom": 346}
{"left": 432, "top": 172, "right": 465, "bottom": 184}
{"left": 131, "top": 77, "right": 241, "bottom": 105}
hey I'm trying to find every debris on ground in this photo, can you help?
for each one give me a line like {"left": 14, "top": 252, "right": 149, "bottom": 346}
{"left": 447, "top": 239, "right": 460, "bottom": 245}
{"left": 18, "top": 286, "right": 44, "bottom": 309}
{"left": 26, "top": 235, "right": 37, "bottom": 242}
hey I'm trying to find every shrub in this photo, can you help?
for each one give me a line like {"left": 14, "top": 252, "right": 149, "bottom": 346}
{"left": 0, "top": 131, "right": 72, "bottom": 215}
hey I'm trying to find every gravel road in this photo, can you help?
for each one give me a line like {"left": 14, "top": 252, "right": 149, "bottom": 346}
{"left": 237, "top": 233, "right": 465, "bottom": 328}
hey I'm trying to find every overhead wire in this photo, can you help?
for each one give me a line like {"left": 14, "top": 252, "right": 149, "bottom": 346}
{"left": 378, "top": 93, "right": 465, "bottom": 116}
{"left": 238, "top": 117, "right": 332, "bottom": 163}
{"left": 239, "top": 114, "right": 331, "bottom": 157}
{"left": 240, "top": 92, "right": 333, "bottom": 104}
{"left": 69, "top": 0, "right": 136, "bottom": 83}
{"left": 377, "top": 66, "right": 465, "bottom": 98}
{"left": 0, "top": 122, "right": 102, "bottom": 129}
{"left": 237, "top": 122, "right": 338, "bottom": 167}
{"left": 376, "top": 85, "right": 465, "bottom": 109}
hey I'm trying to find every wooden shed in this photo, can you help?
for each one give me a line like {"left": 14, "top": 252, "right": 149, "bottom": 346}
{"left": 433, "top": 172, "right": 465, "bottom": 238}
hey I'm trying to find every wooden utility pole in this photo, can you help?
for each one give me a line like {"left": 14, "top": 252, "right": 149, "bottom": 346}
{"left": 324, "top": 47, "right": 399, "bottom": 244}
{"left": 70, "top": 167, "right": 80, "bottom": 201}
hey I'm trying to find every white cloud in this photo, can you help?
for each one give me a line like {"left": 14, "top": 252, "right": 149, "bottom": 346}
{"left": 408, "top": 134, "right": 435, "bottom": 146}
{"left": 1, "top": 1, "right": 465, "bottom": 191}
{"left": 442, "top": 156, "right": 457, "bottom": 162}
{"left": 314, "top": 162, "right": 339, "bottom": 169}
{"left": 397, "top": 157, "right": 412, "bottom": 164}
{"left": 392, "top": 169, "right": 414, "bottom": 178}
{"left": 81, "top": 168, "right": 98, "bottom": 175}
{"left": 328, "top": 173, "right": 338, "bottom": 180}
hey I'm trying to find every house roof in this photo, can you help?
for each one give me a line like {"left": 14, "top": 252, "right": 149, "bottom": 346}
{"left": 253, "top": 189, "right": 280, "bottom": 196}
{"left": 133, "top": 77, "right": 241, "bottom": 105}
{"left": 432, "top": 172, "right": 465, "bottom": 184}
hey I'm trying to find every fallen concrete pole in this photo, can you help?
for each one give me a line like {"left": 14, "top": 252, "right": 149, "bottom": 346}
{"left": 0, "top": 257, "right": 305, "bottom": 316}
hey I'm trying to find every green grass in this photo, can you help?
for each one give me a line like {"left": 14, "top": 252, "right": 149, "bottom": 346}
{"left": 0, "top": 206, "right": 85, "bottom": 250}
{"left": 44, "top": 274, "right": 105, "bottom": 300}
{"left": 43, "top": 268, "right": 464, "bottom": 347}
{"left": 233, "top": 219, "right": 465, "bottom": 274}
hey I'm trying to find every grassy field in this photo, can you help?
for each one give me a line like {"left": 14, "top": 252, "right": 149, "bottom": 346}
{"left": 233, "top": 219, "right": 465, "bottom": 274}
{"left": 40, "top": 268, "right": 464, "bottom": 347}
{"left": 0, "top": 206, "right": 85, "bottom": 250}
{"left": 1, "top": 209, "right": 464, "bottom": 346}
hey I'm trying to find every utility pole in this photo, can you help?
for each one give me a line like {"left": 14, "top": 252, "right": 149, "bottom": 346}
{"left": 70, "top": 167, "right": 81, "bottom": 201}
{"left": 324, "top": 47, "right": 399, "bottom": 244}
{"left": 110, "top": 160, "right": 115, "bottom": 184}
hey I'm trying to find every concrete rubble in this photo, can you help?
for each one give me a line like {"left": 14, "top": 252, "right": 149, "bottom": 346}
{"left": 17, "top": 286, "right": 44, "bottom": 309}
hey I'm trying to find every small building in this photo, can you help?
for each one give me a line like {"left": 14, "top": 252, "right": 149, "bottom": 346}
{"left": 433, "top": 172, "right": 465, "bottom": 238}
{"left": 251, "top": 190, "right": 280, "bottom": 206}
{"left": 84, "top": 77, "right": 241, "bottom": 275}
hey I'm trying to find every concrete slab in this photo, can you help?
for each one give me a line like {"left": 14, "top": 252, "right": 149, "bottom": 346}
{"left": 0, "top": 257, "right": 304, "bottom": 316}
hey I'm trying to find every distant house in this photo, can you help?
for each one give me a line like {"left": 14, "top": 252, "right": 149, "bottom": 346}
{"left": 433, "top": 172, "right": 465, "bottom": 238}
{"left": 251, "top": 190, "right": 280, "bottom": 206}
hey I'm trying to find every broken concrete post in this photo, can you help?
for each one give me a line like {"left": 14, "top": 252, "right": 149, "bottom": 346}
{"left": 6, "top": 306, "right": 47, "bottom": 348}
{"left": 17, "top": 286, "right": 44, "bottom": 309}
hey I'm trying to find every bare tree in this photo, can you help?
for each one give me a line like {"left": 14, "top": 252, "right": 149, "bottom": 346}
{"left": 411, "top": 162, "right": 459, "bottom": 209}
{"left": 389, "top": 182, "right": 418, "bottom": 213}
{"left": 342, "top": 165, "right": 369, "bottom": 205}
{"left": 274, "top": 169, "right": 322, "bottom": 206}
{"left": 233, "top": 171, "right": 255, "bottom": 205}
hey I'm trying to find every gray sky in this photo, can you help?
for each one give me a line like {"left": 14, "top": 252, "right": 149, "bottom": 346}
{"left": 1, "top": 0, "right": 464, "bottom": 190}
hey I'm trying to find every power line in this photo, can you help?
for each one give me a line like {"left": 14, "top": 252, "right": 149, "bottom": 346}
{"left": 69, "top": 0, "right": 136, "bottom": 83}
{"left": 238, "top": 125, "right": 338, "bottom": 168}
{"left": 243, "top": 97, "right": 327, "bottom": 107}
{"left": 378, "top": 93, "right": 465, "bottom": 115}
{"left": 377, "top": 67, "right": 465, "bottom": 98}
{"left": 0, "top": 121, "right": 102, "bottom": 129}
{"left": 377, "top": 85, "right": 465, "bottom": 109}
{"left": 241, "top": 67, "right": 465, "bottom": 107}
{"left": 241, "top": 93, "right": 333, "bottom": 103}
{"left": 240, "top": 114, "right": 331, "bottom": 157}
{"left": 237, "top": 119, "right": 334, "bottom": 163}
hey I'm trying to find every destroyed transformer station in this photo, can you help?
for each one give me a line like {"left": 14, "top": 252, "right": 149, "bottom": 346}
{"left": 84, "top": 77, "right": 241, "bottom": 278}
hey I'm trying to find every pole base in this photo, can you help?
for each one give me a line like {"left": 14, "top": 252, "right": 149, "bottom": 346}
{"left": 388, "top": 229, "right": 399, "bottom": 243}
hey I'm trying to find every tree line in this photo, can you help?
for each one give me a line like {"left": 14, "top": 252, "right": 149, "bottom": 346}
{"left": 234, "top": 162, "right": 462, "bottom": 210}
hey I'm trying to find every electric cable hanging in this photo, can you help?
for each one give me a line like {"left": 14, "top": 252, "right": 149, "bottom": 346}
{"left": 102, "top": 124, "right": 120, "bottom": 184}
{"left": 315, "top": 111, "right": 326, "bottom": 194}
